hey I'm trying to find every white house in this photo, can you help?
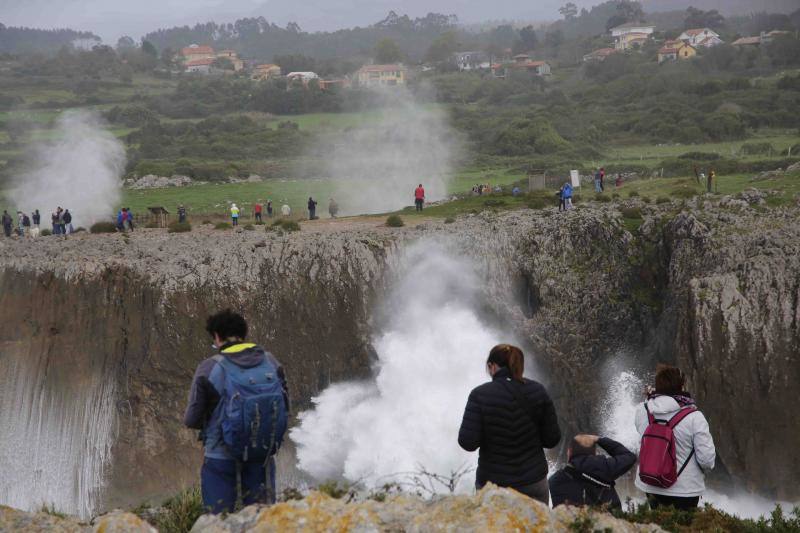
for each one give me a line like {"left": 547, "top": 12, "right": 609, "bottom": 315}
{"left": 679, "top": 28, "right": 724, "bottom": 47}
{"left": 286, "top": 72, "right": 320, "bottom": 87}
{"left": 453, "top": 51, "right": 490, "bottom": 71}
{"left": 610, "top": 22, "right": 656, "bottom": 50}
{"left": 185, "top": 58, "right": 214, "bottom": 74}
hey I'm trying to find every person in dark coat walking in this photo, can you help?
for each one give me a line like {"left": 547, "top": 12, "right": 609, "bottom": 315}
{"left": 548, "top": 434, "right": 636, "bottom": 510}
{"left": 458, "top": 344, "right": 561, "bottom": 504}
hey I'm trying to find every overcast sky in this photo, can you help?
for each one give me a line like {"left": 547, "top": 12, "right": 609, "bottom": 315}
{"left": 0, "top": 0, "right": 597, "bottom": 41}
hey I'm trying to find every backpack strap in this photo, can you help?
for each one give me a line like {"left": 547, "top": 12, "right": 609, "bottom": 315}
{"left": 669, "top": 406, "right": 698, "bottom": 479}
{"left": 644, "top": 402, "right": 655, "bottom": 424}
{"left": 667, "top": 406, "right": 697, "bottom": 429}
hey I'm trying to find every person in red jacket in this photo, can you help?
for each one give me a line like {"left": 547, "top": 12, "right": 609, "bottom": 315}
{"left": 414, "top": 183, "right": 425, "bottom": 211}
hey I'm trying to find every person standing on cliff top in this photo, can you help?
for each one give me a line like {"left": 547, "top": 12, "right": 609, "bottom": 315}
{"left": 184, "top": 310, "right": 290, "bottom": 514}
{"left": 2, "top": 210, "right": 12, "bottom": 237}
{"left": 230, "top": 203, "right": 240, "bottom": 226}
{"left": 414, "top": 183, "right": 425, "bottom": 211}
{"left": 254, "top": 201, "right": 262, "bottom": 223}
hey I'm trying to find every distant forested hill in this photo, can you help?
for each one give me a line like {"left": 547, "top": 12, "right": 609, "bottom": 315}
{"left": 142, "top": 11, "right": 458, "bottom": 62}
{"left": 642, "top": 0, "right": 799, "bottom": 15}
{"left": 0, "top": 24, "right": 101, "bottom": 54}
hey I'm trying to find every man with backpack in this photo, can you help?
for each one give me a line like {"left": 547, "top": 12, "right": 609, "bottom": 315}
{"left": 184, "top": 310, "right": 290, "bottom": 513}
{"left": 635, "top": 364, "right": 715, "bottom": 510}
{"left": 549, "top": 434, "right": 636, "bottom": 510}
{"left": 2, "top": 210, "right": 12, "bottom": 237}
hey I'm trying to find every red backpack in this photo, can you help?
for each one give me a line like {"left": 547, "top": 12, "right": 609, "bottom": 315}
{"left": 639, "top": 404, "right": 697, "bottom": 488}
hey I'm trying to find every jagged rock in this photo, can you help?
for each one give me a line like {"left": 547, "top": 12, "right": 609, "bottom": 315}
{"left": 0, "top": 507, "right": 153, "bottom": 532}
{"left": 189, "top": 485, "right": 664, "bottom": 532}
{"left": 751, "top": 169, "right": 784, "bottom": 181}
{"left": 124, "top": 175, "right": 194, "bottom": 189}
{"left": 785, "top": 161, "right": 800, "bottom": 173}
{"left": 737, "top": 188, "right": 767, "bottom": 205}
{"left": 91, "top": 511, "right": 156, "bottom": 532}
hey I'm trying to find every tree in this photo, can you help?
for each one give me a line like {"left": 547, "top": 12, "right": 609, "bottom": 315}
{"left": 545, "top": 29, "right": 565, "bottom": 49}
{"left": 212, "top": 57, "right": 235, "bottom": 70}
{"left": 684, "top": 7, "right": 725, "bottom": 30}
{"left": 426, "top": 31, "right": 459, "bottom": 63}
{"left": 141, "top": 40, "right": 158, "bottom": 58}
{"left": 374, "top": 38, "right": 402, "bottom": 64}
{"left": 559, "top": 2, "right": 578, "bottom": 21}
{"left": 274, "top": 54, "right": 316, "bottom": 74}
{"left": 116, "top": 36, "right": 135, "bottom": 51}
{"left": 519, "top": 26, "right": 538, "bottom": 51}
{"left": 606, "top": 0, "right": 645, "bottom": 30}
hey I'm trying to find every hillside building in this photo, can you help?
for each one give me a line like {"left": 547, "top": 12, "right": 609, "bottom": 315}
{"left": 610, "top": 22, "right": 656, "bottom": 50}
{"left": 181, "top": 44, "right": 215, "bottom": 62}
{"left": 678, "top": 28, "right": 724, "bottom": 47}
{"left": 583, "top": 48, "right": 618, "bottom": 62}
{"left": 251, "top": 63, "right": 282, "bottom": 81}
{"left": 454, "top": 51, "right": 491, "bottom": 71}
{"left": 356, "top": 64, "right": 407, "bottom": 88}
{"left": 216, "top": 49, "right": 244, "bottom": 71}
{"left": 658, "top": 40, "right": 697, "bottom": 63}
{"left": 492, "top": 55, "right": 551, "bottom": 78}
{"left": 185, "top": 58, "right": 214, "bottom": 74}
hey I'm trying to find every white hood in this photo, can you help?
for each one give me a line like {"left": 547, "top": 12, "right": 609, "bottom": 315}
{"left": 634, "top": 396, "right": 717, "bottom": 498}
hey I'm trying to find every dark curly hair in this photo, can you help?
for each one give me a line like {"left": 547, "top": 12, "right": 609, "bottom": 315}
{"left": 205, "top": 309, "right": 248, "bottom": 341}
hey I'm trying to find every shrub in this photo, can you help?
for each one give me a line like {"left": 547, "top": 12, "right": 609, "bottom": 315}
{"left": 528, "top": 196, "right": 553, "bottom": 209}
{"left": 202, "top": 220, "right": 213, "bottom": 225}
{"left": 641, "top": 195, "right": 652, "bottom": 204}
{"left": 594, "top": 194, "right": 612, "bottom": 203}
{"left": 168, "top": 221, "right": 192, "bottom": 233}
{"left": 144, "top": 488, "right": 204, "bottom": 533}
{"left": 628, "top": 191, "right": 640, "bottom": 198}
{"left": 483, "top": 199, "right": 506, "bottom": 207}
{"left": 214, "top": 222, "right": 231, "bottom": 230}
{"left": 73, "top": 227, "right": 86, "bottom": 233}
{"left": 655, "top": 197, "right": 670, "bottom": 204}
{"left": 145, "top": 222, "right": 159, "bottom": 229}
{"left": 671, "top": 186, "right": 699, "bottom": 199}
{"left": 243, "top": 224, "right": 255, "bottom": 231}
{"left": 90, "top": 221, "right": 117, "bottom": 234}
{"left": 269, "top": 219, "right": 300, "bottom": 232}
{"left": 444, "top": 217, "right": 455, "bottom": 224}
{"left": 621, "top": 207, "right": 643, "bottom": 219}
{"left": 41, "top": 229, "right": 52, "bottom": 236}
{"left": 386, "top": 215, "right": 404, "bottom": 227}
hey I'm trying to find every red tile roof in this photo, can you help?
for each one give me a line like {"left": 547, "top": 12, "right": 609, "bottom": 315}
{"left": 684, "top": 28, "right": 708, "bottom": 36}
{"left": 182, "top": 45, "right": 214, "bottom": 56}
{"left": 732, "top": 36, "right": 761, "bottom": 46}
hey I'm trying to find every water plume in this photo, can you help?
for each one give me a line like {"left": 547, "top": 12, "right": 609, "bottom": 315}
{"left": 291, "top": 240, "right": 514, "bottom": 492}
{"left": 316, "top": 87, "right": 462, "bottom": 216}
{"left": 10, "top": 109, "right": 125, "bottom": 227}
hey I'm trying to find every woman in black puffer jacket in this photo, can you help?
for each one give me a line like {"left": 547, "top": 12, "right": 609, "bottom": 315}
{"left": 458, "top": 344, "right": 561, "bottom": 504}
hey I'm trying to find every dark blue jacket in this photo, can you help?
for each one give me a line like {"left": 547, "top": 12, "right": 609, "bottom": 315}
{"left": 548, "top": 437, "right": 636, "bottom": 509}
{"left": 184, "top": 343, "right": 289, "bottom": 460}
{"left": 458, "top": 367, "right": 561, "bottom": 488}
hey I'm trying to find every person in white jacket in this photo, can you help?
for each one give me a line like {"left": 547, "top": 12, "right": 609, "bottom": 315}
{"left": 635, "top": 364, "right": 716, "bottom": 510}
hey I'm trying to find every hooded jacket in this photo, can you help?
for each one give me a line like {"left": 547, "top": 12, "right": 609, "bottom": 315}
{"left": 634, "top": 395, "right": 716, "bottom": 497}
{"left": 184, "top": 343, "right": 289, "bottom": 460}
{"left": 458, "top": 367, "right": 561, "bottom": 489}
{"left": 549, "top": 437, "right": 635, "bottom": 509}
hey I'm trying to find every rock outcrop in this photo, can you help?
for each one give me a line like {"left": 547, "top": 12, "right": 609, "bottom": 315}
{"left": 191, "top": 485, "right": 663, "bottom": 532}
{"left": 0, "top": 506, "right": 154, "bottom": 532}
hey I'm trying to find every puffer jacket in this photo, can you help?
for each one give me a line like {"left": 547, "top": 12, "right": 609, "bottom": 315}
{"left": 458, "top": 367, "right": 561, "bottom": 489}
{"left": 634, "top": 395, "right": 716, "bottom": 497}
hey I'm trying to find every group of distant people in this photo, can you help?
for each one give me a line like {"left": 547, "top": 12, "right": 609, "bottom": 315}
{"left": 222, "top": 198, "right": 340, "bottom": 226}
{"left": 184, "top": 310, "right": 715, "bottom": 515}
{"left": 2, "top": 207, "right": 73, "bottom": 239}
{"left": 116, "top": 207, "right": 135, "bottom": 232}
{"left": 459, "top": 347, "right": 715, "bottom": 511}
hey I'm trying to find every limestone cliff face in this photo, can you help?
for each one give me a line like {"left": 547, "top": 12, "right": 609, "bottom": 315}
{"left": 663, "top": 211, "right": 800, "bottom": 499}
{"left": 0, "top": 228, "right": 394, "bottom": 515}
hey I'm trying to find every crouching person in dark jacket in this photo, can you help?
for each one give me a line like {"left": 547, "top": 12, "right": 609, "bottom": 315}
{"left": 549, "top": 434, "right": 636, "bottom": 510}
{"left": 184, "top": 309, "right": 290, "bottom": 514}
{"left": 458, "top": 344, "right": 561, "bottom": 505}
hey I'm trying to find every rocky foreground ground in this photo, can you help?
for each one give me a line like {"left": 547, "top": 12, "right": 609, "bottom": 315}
{"left": 0, "top": 485, "right": 663, "bottom": 532}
